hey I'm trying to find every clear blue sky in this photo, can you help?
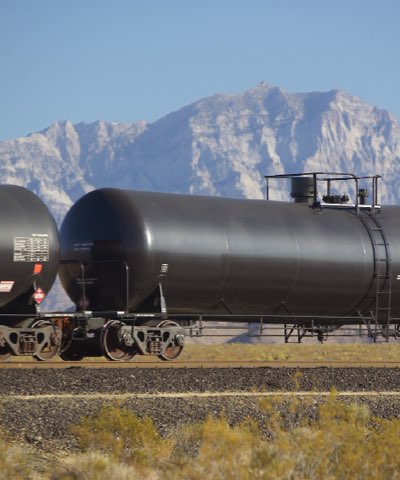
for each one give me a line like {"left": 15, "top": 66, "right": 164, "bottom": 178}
{"left": 1, "top": 0, "right": 399, "bottom": 141}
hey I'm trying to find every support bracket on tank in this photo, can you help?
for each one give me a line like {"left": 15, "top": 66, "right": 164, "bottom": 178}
{"left": 157, "top": 263, "right": 169, "bottom": 315}
{"left": 158, "top": 282, "right": 167, "bottom": 315}
{"left": 218, "top": 298, "right": 233, "bottom": 315}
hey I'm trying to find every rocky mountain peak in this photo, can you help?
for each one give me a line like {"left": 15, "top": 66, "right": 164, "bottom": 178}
{"left": 1, "top": 82, "right": 399, "bottom": 212}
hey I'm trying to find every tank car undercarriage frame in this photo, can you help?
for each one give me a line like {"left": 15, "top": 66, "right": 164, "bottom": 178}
{"left": 54, "top": 310, "right": 400, "bottom": 359}
{"left": 54, "top": 312, "right": 186, "bottom": 362}
{"left": 169, "top": 312, "right": 400, "bottom": 344}
{"left": 0, "top": 309, "right": 399, "bottom": 362}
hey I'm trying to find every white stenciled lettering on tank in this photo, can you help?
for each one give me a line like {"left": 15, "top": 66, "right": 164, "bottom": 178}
{"left": 13, "top": 235, "right": 50, "bottom": 262}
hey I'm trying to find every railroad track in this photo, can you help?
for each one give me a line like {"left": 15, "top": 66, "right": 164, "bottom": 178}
{"left": 2, "top": 359, "right": 400, "bottom": 368}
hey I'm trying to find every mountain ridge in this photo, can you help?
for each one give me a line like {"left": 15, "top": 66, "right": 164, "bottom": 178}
{"left": 1, "top": 82, "right": 399, "bottom": 222}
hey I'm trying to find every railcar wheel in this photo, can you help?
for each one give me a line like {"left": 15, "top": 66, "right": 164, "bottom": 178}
{"left": 0, "top": 345, "right": 11, "bottom": 361}
{"left": 59, "top": 326, "right": 85, "bottom": 361}
{"left": 157, "top": 320, "right": 184, "bottom": 361}
{"left": 32, "top": 320, "right": 60, "bottom": 361}
{"left": 59, "top": 349, "right": 84, "bottom": 361}
{"left": 101, "top": 320, "right": 136, "bottom": 361}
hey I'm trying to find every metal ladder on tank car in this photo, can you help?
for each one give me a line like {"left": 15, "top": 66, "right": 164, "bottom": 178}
{"left": 356, "top": 211, "right": 392, "bottom": 341}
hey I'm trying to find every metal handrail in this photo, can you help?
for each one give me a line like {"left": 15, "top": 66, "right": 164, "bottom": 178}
{"left": 265, "top": 171, "right": 381, "bottom": 211}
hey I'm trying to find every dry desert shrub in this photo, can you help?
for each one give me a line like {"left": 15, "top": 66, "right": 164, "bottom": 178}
{"left": 70, "top": 404, "right": 173, "bottom": 470}
{"left": 51, "top": 451, "right": 158, "bottom": 480}
{"left": 16, "top": 394, "right": 400, "bottom": 479}
{"left": 255, "top": 391, "right": 400, "bottom": 480}
{"left": 168, "top": 415, "right": 260, "bottom": 480}
{"left": 70, "top": 395, "right": 400, "bottom": 480}
{"left": 0, "top": 435, "right": 32, "bottom": 479}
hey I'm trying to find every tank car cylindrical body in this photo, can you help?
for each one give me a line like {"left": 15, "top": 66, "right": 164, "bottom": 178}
{"left": 58, "top": 188, "right": 400, "bottom": 318}
{"left": 0, "top": 185, "right": 60, "bottom": 317}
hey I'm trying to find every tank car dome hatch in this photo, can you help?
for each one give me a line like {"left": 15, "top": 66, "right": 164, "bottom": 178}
{"left": 0, "top": 185, "right": 59, "bottom": 314}
{"left": 290, "top": 177, "right": 315, "bottom": 204}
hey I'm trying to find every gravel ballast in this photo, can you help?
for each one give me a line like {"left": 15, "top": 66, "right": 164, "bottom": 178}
{"left": 1, "top": 367, "right": 400, "bottom": 451}
{"left": 0, "top": 367, "right": 399, "bottom": 395}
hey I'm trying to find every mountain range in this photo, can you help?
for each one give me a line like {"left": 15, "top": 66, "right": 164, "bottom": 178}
{"left": 1, "top": 81, "right": 400, "bottom": 309}
{"left": 2, "top": 82, "right": 400, "bottom": 224}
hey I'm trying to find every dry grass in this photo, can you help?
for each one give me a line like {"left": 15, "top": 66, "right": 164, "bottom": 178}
{"left": 3, "top": 393, "right": 400, "bottom": 478}
{"left": 0, "top": 435, "right": 32, "bottom": 479}
{"left": 48, "top": 397, "right": 400, "bottom": 480}
{"left": 178, "top": 342, "right": 400, "bottom": 363}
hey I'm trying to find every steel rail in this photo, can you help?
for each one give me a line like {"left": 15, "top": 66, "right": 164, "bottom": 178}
{"left": 2, "top": 359, "right": 400, "bottom": 369}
